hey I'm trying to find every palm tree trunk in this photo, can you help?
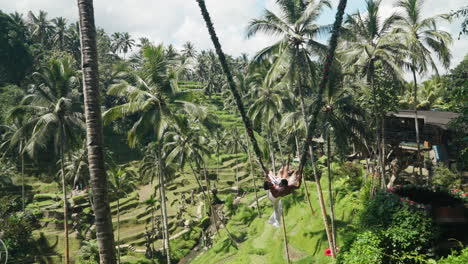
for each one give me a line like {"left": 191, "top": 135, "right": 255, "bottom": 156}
{"left": 195, "top": 0, "right": 268, "bottom": 175}
{"left": 189, "top": 163, "right": 209, "bottom": 214}
{"left": 280, "top": 209, "right": 291, "bottom": 264}
{"left": 368, "top": 61, "right": 383, "bottom": 189}
{"left": 297, "top": 0, "right": 348, "bottom": 258}
{"left": 412, "top": 68, "right": 423, "bottom": 177}
{"left": 274, "top": 125, "right": 284, "bottom": 166}
{"left": 77, "top": 1, "right": 116, "bottom": 263}
{"left": 117, "top": 199, "right": 120, "bottom": 264}
{"left": 267, "top": 129, "right": 277, "bottom": 175}
{"left": 326, "top": 135, "right": 337, "bottom": 249}
{"left": 234, "top": 143, "right": 240, "bottom": 195}
{"left": 246, "top": 134, "right": 261, "bottom": 218}
{"left": 21, "top": 141, "right": 25, "bottom": 213}
{"left": 60, "top": 131, "right": 70, "bottom": 264}
{"left": 216, "top": 147, "right": 220, "bottom": 186}
{"left": 157, "top": 153, "right": 171, "bottom": 264}
{"left": 381, "top": 116, "right": 387, "bottom": 188}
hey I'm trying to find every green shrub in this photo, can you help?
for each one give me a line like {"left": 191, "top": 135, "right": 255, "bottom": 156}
{"left": 77, "top": 240, "right": 99, "bottom": 264}
{"left": 341, "top": 231, "right": 384, "bottom": 264}
{"left": 432, "top": 165, "right": 461, "bottom": 188}
{"left": 359, "top": 191, "right": 402, "bottom": 229}
{"left": 383, "top": 205, "right": 437, "bottom": 259}
{"left": 438, "top": 247, "right": 468, "bottom": 264}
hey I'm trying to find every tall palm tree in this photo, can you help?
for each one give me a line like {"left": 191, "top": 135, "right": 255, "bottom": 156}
{"left": 119, "top": 32, "right": 135, "bottom": 59}
{"left": 341, "top": 0, "right": 405, "bottom": 184}
{"left": 319, "top": 72, "right": 368, "bottom": 248}
{"left": 140, "top": 143, "right": 172, "bottom": 263}
{"left": 66, "top": 22, "right": 82, "bottom": 63}
{"left": 182, "top": 41, "right": 197, "bottom": 58}
{"left": 0, "top": 121, "right": 29, "bottom": 213}
{"left": 28, "top": 10, "right": 52, "bottom": 46}
{"left": 108, "top": 166, "right": 137, "bottom": 264}
{"left": 246, "top": 0, "right": 332, "bottom": 83}
{"left": 62, "top": 145, "right": 89, "bottom": 189}
{"left": 394, "top": 0, "right": 452, "bottom": 176}
{"left": 77, "top": 1, "right": 116, "bottom": 263}
{"left": 51, "top": 17, "right": 68, "bottom": 51}
{"left": 103, "top": 44, "right": 176, "bottom": 263}
{"left": 296, "top": 0, "right": 350, "bottom": 258}
{"left": 9, "top": 57, "right": 84, "bottom": 264}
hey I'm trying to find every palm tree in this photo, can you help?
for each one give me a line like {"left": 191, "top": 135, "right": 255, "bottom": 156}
{"left": 9, "top": 57, "right": 84, "bottom": 264}
{"left": 119, "top": 32, "right": 135, "bottom": 59}
{"left": 140, "top": 143, "right": 172, "bottom": 263}
{"left": 341, "top": 0, "right": 406, "bottom": 184}
{"left": 28, "top": 10, "right": 52, "bottom": 46}
{"left": 296, "top": 0, "right": 350, "bottom": 258}
{"left": 62, "top": 146, "right": 89, "bottom": 189}
{"left": 66, "top": 22, "right": 82, "bottom": 63}
{"left": 224, "top": 129, "right": 244, "bottom": 193}
{"left": 246, "top": 0, "right": 332, "bottom": 83}
{"left": 137, "top": 37, "right": 151, "bottom": 48}
{"left": 77, "top": 1, "right": 116, "bottom": 263}
{"left": 51, "top": 17, "right": 68, "bottom": 51}
{"left": 103, "top": 44, "right": 176, "bottom": 263}
{"left": 108, "top": 166, "right": 137, "bottom": 264}
{"left": 182, "top": 41, "right": 197, "bottom": 58}
{"left": 0, "top": 121, "right": 29, "bottom": 213}
{"left": 319, "top": 72, "right": 368, "bottom": 248}
{"left": 394, "top": 0, "right": 452, "bottom": 176}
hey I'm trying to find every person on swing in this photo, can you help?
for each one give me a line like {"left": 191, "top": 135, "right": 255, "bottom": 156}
{"left": 263, "top": 164, "right": 302, "bottom": 198}
{"left": 262, "top": 164, "right": 303, "bottom": 227}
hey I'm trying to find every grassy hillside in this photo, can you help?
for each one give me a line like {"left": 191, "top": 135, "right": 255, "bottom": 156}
{"left": 192, "top": 177, "right": 363, "bottom": 264}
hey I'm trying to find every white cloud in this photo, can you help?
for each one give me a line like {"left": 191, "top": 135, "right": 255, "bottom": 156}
{"left": 0, "top": 0, "right": 466, "bottom": 73}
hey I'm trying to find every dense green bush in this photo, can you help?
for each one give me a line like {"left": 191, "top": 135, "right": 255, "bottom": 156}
{"left": 340, "top": 191, "right": 438, "bottom": 264}
{"left": 437, "top": 247, "right": 468, "bottom": 264}
{"left": 341, "top": 231, "right": 384, "bottom": 264}
{"left": 432, "top": 166, "right": 461, "bottom": 189}
{"left": 77, "top": 240, "right": 99, "bottom": 264}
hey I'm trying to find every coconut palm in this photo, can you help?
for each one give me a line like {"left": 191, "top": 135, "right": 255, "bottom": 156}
{"left": 296, "top": 0, "right": 350, "bottom": 258}
{"left": 140, "top": 142, "right": 173, "bottom": 263}
{"left": 318, "top": 69, "right": 368, "bottom": 248}
{"left": 394, "top": 0, "right": 452, "bottom": 175}
{"left": 341, "top": 0, "right": 406, "bottom": 183}
{"left": 108, "top": 166, "right": 137, "bottom": 264}
{"left": 0, "top": 121, "right": 29, "bottom": 213}
{"left": 9, "top": 57, "right": 84, "bottom": 264}
{"left": 246, "top": 0, "right": 332, "bottom": 85}
{"left": 77, "top": 1, "right": 116, "bottom": 263}
{"left": 182, "top": 41, "right": 197, "bottom": 59}
{"left": 28, "top": 10, "right": 52, "bottom": 46}
{"left": 51, "top": 17, "right": 68, "bottom": 51}
{"left": 66, "top": 22, "right": 82, "bottom": 63}
{"left": 61, "top": 146, "right": 89, "bottom": 189}
{"left": 103, "top": 44, "right": 176, "bottom": 263}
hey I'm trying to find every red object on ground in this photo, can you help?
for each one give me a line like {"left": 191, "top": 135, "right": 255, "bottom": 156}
{"left": 324, "top": 248, "right": 332, "bottom": 256}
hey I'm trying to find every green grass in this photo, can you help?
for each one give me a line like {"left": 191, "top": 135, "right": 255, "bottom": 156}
{"left": 192, "top": 178, "right": 363, "bottom": 264}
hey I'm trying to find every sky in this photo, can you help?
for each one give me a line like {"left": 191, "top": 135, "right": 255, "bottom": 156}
{"left": 1, "top": 0, "right": 467, "bottom": 78}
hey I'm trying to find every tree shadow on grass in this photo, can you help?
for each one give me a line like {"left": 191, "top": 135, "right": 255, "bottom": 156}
{"left": 32, "top": 232, "right": 59, "bottom": 263}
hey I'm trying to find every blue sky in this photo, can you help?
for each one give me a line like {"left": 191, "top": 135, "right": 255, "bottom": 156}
{"left": 1, "top": 0, "right": 466, "bottom": 77}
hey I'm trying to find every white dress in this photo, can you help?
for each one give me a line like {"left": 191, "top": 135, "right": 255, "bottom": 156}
{"left": 267, "top": 171, "right": 282, "bottom": 227}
